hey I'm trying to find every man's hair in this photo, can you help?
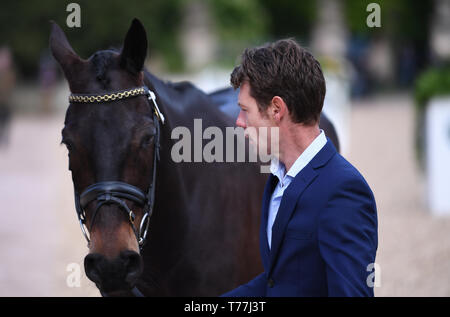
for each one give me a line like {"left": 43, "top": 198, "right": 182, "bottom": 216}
{"left": 230, "top": 38, "right": 326, "bottom": 125}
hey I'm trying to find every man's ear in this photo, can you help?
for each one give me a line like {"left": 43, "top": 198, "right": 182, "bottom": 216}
{"left": 119, "top": 18, "right": 148, "bottom": 75}
{"left": 49, "top": 21, "right": 83, "bottom": 78}
{"left": 270, "top": 96, "right": 288, "bottom": 123}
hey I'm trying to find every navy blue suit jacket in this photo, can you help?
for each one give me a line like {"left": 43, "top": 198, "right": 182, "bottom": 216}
{"left": 223, "top": 139, "right": 378, "bottom": 297}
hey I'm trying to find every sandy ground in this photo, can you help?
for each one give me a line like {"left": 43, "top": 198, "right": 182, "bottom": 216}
{"left": 0, "top": 114, "right": 99, "bottom": 296}
{"left": 0, "top": 92, "right": 449, "bottom": 296}
{"left": 348, "top": 94, "right": 450, "bottom": 297}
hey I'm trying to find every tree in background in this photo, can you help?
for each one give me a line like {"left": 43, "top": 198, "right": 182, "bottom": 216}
{"left": 0, "top": 0, "right": 184, "bottom": 76}
{"left": 0, "top": 0, "right": 436, "bottom": 84}
{"left": 343, "top": 0, "right": 433, "bottom": 92}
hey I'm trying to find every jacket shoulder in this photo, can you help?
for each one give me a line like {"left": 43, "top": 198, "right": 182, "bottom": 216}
{"left": 320, "top": 153, "right": 374, "bottom": 197}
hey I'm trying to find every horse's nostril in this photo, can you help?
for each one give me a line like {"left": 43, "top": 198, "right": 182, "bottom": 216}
{"left": 121, "top": 251, "right": 143, "bottom": 284}
{"left": 84, "top": 253, "right": 104, "bottom": 284}
{"left": 83, "top": 251, "right": 142, "bottom": 293}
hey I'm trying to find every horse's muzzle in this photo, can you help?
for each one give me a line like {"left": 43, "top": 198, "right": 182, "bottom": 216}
{"left": 84, "top": 250, "right": 143, "bottom": 295}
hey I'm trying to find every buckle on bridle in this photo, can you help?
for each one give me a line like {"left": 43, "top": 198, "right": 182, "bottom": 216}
{"left": 145, "top": 88, "right": 165, "bottom": 124}
{"left": 138, "top": 212, "right": 150, "bottom": 246}
{"left": 129, "top": 210, "right": 135, "bottom": 223}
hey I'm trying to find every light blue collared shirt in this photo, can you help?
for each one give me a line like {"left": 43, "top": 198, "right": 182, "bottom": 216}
{"left": 267, "top": 130, "right": 327, "bottom": 249}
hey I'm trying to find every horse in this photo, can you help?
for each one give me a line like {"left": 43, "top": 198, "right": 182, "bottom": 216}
{"left": 50, "top": 18, "right": 340, "bottom": 296}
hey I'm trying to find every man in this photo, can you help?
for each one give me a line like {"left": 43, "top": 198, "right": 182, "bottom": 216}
{"left": 223, "top": 39, "right": 378, "bottom": 297}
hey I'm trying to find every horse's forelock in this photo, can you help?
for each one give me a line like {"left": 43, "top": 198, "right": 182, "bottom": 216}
{"left": 88, "top": 49, "right": 120, "bottom": 89}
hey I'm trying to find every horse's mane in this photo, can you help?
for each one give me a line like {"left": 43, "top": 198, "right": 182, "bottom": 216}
{"left": 143, "top": 69, "right": 235, "bottom": 129}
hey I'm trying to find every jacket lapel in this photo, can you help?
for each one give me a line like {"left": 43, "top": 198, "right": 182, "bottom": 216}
{"left": 260, "top": 173, "right": 278, "bottom": 270}
{"left": 268, "top": 165, "right": 318, "bottom": 274}
{"left": 267, "top": 138, "right": 337, "bottom": 275}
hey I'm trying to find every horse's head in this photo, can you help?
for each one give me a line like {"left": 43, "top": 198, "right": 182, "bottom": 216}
{"left": 50, "top": 19, "right": 159, "bottom": 295}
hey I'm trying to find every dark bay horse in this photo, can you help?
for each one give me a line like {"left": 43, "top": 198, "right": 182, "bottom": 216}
{"left": 50, "top": 19, "right": 339, "bottom": 296}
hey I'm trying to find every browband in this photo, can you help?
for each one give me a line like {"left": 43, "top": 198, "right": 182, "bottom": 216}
{"left": 69, "top": 86, "right": 165, "bottom": 124}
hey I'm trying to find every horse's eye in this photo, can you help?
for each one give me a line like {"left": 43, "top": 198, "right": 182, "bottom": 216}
{"left": 140, "top": 134, "right": 154, "bottom": 148}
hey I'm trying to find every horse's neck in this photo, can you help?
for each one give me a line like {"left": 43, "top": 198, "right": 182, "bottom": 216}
{"left": 143, "top": 70, "right": 232, "bottom": 202}
{"left": 143, "top": 70, "right": 231, "bottom": 128}
{"left": 143, "top": 71, "right": 189, "bottom": 203}
{"left": 143, "top": 71, "right": 187, "bottom": 127}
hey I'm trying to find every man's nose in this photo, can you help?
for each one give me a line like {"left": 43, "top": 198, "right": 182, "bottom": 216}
{"left": 235, "top": 110, "right": 246, "bottom": 129}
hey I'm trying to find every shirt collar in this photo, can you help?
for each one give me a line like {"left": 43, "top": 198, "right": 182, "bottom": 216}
{"left": 270, "top": 129, "right": 327, "bottom": 183}
{"left": 270, "top": 156, "right": 286, "bottom": 185}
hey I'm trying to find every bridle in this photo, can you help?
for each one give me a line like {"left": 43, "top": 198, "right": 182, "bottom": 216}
{"left": 68, "top": 86, "right": 165, "bottom": 251}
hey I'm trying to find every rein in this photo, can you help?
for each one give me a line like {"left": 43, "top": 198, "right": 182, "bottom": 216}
{"left": 69, "top": 85, "right": 165, "bottom": 251}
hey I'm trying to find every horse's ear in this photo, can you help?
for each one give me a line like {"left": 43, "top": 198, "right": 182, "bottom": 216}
{"left": 49, "top": 21, "right": 82, "bottom": 77}
{"left": 120, "top": 18, "right": 147, "bottom": 75}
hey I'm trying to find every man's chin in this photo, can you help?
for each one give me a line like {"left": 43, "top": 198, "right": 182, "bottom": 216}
{"left": 249, "top": 140, "right": 271, "bottom": 157}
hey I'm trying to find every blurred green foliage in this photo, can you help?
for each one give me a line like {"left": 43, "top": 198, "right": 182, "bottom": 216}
{"left": 210, "top": 0, "right": 318, "bottom": 67}
{"left": 343, "top": 0, "right": 432, "bottom": 42}
{"left": 209, "top": 0, "right": 269, "bottom": 67}
{"left": 0, "top": 0, "right": 436, "bottom": 78}
{"left": 259, "top": 0, "right": 317, "bottom": 40}
{"left": 413, "top": 64, "right": 450, "bottom": 168}
{"left": 415, "top": 65, "right": 450, "bottom": 112}
{"left": 0, "top": 0, "right": 184, "bottom": 76}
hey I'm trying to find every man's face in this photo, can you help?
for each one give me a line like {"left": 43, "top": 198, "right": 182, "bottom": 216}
{"left": 236, "top": 81, "right": 278, "bottom": 157}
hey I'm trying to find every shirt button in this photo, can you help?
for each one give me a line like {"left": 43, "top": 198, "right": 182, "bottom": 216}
{"left": 268, "top": 278, "right": 275, "bottom": 288}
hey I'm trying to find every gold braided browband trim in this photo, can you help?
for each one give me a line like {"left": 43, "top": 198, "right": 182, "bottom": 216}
{"left": 69, "top": 87, "right": 147, "bottom": 103}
